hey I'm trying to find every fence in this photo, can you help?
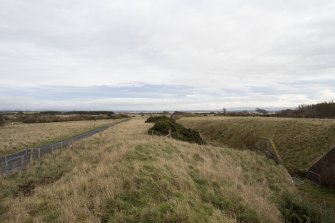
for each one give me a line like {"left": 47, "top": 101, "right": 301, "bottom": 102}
{"left": 305, "top": 170, "right": 321, "bottom": 186}
{"left": 0, "top": 119, "right": 128, "bottom": 175}
{"left": 291, "top": 171, "right": 321, "bottom": 187}
{"left": 292, "top": 176, "right": 305, "bottom": 186}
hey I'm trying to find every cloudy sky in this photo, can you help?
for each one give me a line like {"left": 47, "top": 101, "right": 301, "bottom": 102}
{"left": 1, "top": 0, "right": 335, "bottom": 111}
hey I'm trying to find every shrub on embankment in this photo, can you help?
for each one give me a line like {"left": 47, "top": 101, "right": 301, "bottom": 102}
{"left": 145, "top": 115, "right": 172, "bottom": 123}
{"left": 146, "top": 116, "right": 205, "bottom": 144}
{"left": 178, "top": 117, "right": 335, "bottom": 173}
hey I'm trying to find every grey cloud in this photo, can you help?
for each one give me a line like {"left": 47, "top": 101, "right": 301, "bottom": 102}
{"left": 1, "top": 0, "right": 335, "bottom": 109}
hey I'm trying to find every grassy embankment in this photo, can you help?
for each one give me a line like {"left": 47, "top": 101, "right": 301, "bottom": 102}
{"left": 178, "top": 116, "right": 335, "bottom": 209}
{"left": 179, "top": 116, "right": 335, "bottom": 172}
{"left": 0, "top": 117, "right": 316, "bottom": 222}
{"left": 0, "top": 119, "right": 120, "bottom": 155}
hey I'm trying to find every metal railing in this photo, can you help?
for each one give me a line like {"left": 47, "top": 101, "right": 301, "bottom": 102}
{"left": 305, "top": 170, "right": 321, "bottom": 186}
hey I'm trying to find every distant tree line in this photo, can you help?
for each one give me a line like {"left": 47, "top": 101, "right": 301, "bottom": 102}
{"left": 0, "top": 111, "right": 128, "bottom": 124}
{"left": 40, "top": 111, "right": 115, "bottom": 116}
{"left": 18, "top": 114, "right": 104, "bottom": 123}
{"left": 276, "top": 101, "right": 335, "bottom": 118}
{"left": 213, "top": 102, "right": 335, "bottom": 119}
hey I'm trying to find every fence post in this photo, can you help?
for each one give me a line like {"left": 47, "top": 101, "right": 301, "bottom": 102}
{"left": 5, "top": 155, "right": 7, "bottom": 167}
{"left": 38, "top": 148, "right": 41, "bottom": 160}
{"left": 52, "top": 144, "right": 54, "bottom": 153}
{"left": 21, "top": 155, "right": 24, "bottom": 167}
{"left": 30, "top": 148, "right": 33, "bottom": 162}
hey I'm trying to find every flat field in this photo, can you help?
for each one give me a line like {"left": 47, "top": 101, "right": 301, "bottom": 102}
{"left": 178, "top": 116, "right": 335, "bottom": 172}
{"left": 0, "top": 119, "right": 118, "bottom": 155}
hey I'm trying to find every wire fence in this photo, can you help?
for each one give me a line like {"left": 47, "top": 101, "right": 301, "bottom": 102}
{"left": 290, "top": 171, "right": 321, "bottom": 187}
{"left": 0, "top": 119, "right": 129, "bottom": 175}
{"left": 305, "top": 170, "right": 321, "bottom": 186}
{"left": 292, "top": 176, "right": 305, "bottom": 186}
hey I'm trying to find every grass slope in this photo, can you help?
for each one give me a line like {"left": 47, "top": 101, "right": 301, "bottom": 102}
{"left": 1, "top": 118, "right": 330, "bottom": 222}
{"left": 178, "top": 116, "right": 335, "bottom": 173}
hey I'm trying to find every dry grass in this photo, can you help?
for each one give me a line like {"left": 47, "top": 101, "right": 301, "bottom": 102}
{"left": 178, "top": 116, "right": 335, "bottom": 172}
{"left": 0, "top": 117, "right": 297, "bottom": 222}
{"left": 0, "top": 119, "right": 118, "bottom": 155}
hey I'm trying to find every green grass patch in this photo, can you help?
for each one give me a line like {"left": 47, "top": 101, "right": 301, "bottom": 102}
{"left": 101, "top": 144, "right": 216, "bottom": 223}
{"left": 188, "top": 167, "right": 260, "bottom": 223}
{"left": 276, "top": 192, "right": 335, "bottom": 223}
{"left": 296, "top": 181, "right": 335, "bottom": 210}
{"left": 101, "top": 142, "right": 267, "bottom": 223}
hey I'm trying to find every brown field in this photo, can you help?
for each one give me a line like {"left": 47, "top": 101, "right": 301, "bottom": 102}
{"left": 0, "top": 117, "right": 305, "bottom": 223}
{"left": 0, "top": 119, "right": 119, "bottom": 155}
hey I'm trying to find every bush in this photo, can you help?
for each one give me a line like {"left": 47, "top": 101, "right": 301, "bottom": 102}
{"left": 147, "top": 117, "right": 205, "bottom": 145}
{"left": 145, "top": 116, "right": 172, "bottom": 124}
{"left": 149, "top": 121, "right": 173, "bottom": 136}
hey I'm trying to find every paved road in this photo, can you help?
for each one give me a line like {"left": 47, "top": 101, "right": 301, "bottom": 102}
{"left": 0, "top": 118, "right": 129, "bottom": 175}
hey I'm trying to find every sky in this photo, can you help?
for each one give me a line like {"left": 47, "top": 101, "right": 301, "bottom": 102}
{"left": 1, "top": 0, "right": 335, "bottom": 111}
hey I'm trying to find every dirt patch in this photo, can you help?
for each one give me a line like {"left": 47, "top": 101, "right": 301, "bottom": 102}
{"left": 40, "top": 176, "right": 55, "bottom": 185}
{"left": 18, "top": 182, "right": 35, "bottom": 196}
{"left": 17, "top": 176, "right": 56, "bottom": 197}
